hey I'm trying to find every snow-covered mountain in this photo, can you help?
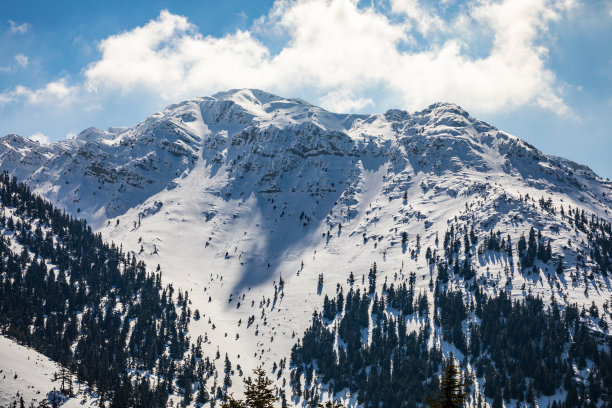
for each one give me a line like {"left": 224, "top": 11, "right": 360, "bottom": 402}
{"left": 3, "top": 89, "right": 609, "bottom": 224}
{"left": 1, "top": 89, "right": 611, "bottom": 407}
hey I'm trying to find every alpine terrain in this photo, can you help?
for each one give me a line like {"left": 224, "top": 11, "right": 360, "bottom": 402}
{"left": 0, "top": 89, "right": 610, "bottom": 407}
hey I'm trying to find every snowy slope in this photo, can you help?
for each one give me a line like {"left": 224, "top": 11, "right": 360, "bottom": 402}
{"left": 1, "top": 89, "right": 611, "bottom": 405}
{"left": 0, "top": 336, "right": 98, "bottom": 408}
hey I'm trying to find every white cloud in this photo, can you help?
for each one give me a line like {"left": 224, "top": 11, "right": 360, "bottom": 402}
{"left": 29, "top": 132, "right": 50, "bottom": 145}
{"left": 5, "top": 1, "right": 577, "bottom": 115}
{"left": 14, "top": 54, "right": 28, "bottom": 68}
{"left": 0, "top": 79, "right": 79, "bottom": 106}
{"left": 390, "top": 0, "right": 445, "bottom": 36}
{"left": 85, "top": 10, "right": 271, "bottom": 99}
{"left": 8, "top": 20, "right": 31, "bottom": 35}
{"left": 319, "top": 89, "right": 374, "bottom": 112}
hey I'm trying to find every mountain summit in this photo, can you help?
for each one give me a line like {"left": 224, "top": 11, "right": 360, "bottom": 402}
{"left": 1, "top": 89, "right": 608, "bottom": 223}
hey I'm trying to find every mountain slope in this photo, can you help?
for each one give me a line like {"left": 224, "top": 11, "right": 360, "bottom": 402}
{"left": 1, "top": 89, "right": 611, "bottom": 407}
{"left": 0, "top": 174, "right": 202, "bottom": 407}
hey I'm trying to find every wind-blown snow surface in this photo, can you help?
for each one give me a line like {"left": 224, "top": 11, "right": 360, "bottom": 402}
{"left": 1, "top": 89, "right": 611, "bottom": 404}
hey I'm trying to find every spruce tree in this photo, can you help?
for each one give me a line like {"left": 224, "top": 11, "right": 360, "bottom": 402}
{"left": 492, "top": 386, "right": 503, "bottom": 408}
{"left": 244, "top": 366, "right": 279, "bottom": 408}
{"left": 221, "top": 394, "right": 246, "bottom": 408}
{"left": 318, "top": 401, "right": 345, "bottom": 408}
{"left": 426, "top": 353, "right": 468, "bottom": 408}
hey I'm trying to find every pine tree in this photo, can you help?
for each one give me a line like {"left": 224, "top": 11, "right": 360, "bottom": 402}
{"left": 224, "top": 353, "right": 233, "bottom": 389}
{"left": 526, "top": 381, "right": 536, "bottom": 408}
{"left": 243, "top": 366, "right": 279, "bottom": 408}
{"left": 492, "top": 386, "right": 503, "bottom": 408}
{"left": 221, "top": 394, "right": 246, "bottom": 408}
{"left": 556, "top": 257, "right": 564, "bottom": 274}
{"left": 426, "top": 353, "right": 468, "bottom": 408}
{"left": 196, "top": 381, "right": 210, "bottom": 405}
{"left": 318, "top": 401, "right": 345, "bottom": 408}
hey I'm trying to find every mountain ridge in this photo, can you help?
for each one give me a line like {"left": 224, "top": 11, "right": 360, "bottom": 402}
{"left": 1, "top": 89, "right": 609, "bottom": 224}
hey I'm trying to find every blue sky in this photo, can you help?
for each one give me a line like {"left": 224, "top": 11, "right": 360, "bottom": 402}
{"left": 1, "top": 0, "right": 611, "bottom": 178}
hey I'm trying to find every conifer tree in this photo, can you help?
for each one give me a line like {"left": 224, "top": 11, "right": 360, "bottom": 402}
{"left": 221, "top": 394, "right": 245, "bottom": 408}
{"left": 492, "top": 386, "right": 503, "bottom": 408}
{"left": 244, "top": 366, "right": 279, "bottom": 408}
{"left": 426, "top": 353, "right": 468, "bottom": 408}
{"left": 318, "top": 401, "right": 345, "bottom": 408}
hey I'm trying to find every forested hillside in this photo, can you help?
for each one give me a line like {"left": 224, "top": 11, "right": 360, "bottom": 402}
{"left": 0, "top": 173, "right": 219, "bottom": 407}
{"left": 291, "top": 205, "right": 612, "bottom": 407}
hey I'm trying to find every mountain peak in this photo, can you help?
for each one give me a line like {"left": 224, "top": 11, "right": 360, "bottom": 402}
{"left": 211, "top": 88, "right": 313, "bottom": 109}
{"left": 74, "top": 126, "right": 121, "bottom": 142}
{"left": 426, "top": 101, "right": 468, "bottom": 115}
{"left": 0, "top": 89, "right": 609, "bottom": 223}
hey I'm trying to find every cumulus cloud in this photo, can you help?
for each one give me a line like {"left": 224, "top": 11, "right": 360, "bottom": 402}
{"left": 29, "top": 132, "right": 50, "bottom": 145}
{"left": 0, "top": 79, "right": 79, "bottom": 106}
{"left": 6, "top": 1, "right": 577, "bottom": 115}
{"left": 14, "top": 54, "right": 29, "bottom": 68}
{"left": 84, "top": 10, "right": 271, "bottom": 98}
{"left": 390, "top": 0, "right": 445, "bottom": 36}
{"left": 319, "top": 88, "right": 374, "bottom": 112}
{"left": 8, "top": 20, "right": 31, "bottom": 35}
